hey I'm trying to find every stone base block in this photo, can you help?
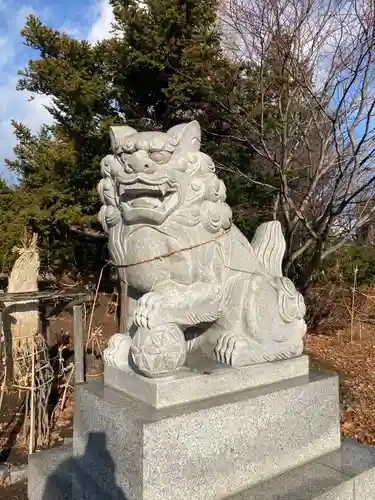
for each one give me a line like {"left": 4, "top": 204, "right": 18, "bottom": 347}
{"left": 28, "top": 442, "right": 124, "bottom": 500}
{"left": 104, "top": 354, "right": 309, "bottom": 408}
{"left": 231, "top": 438, "right": 375, "bottom": 499}
{"left": 28, "top": 443, "right": 73, "bottom": 500}
{"left": 73, "top": 371, "right": 341, "bottom": 500}
{"left": 29, "top": 438, "right": 375, "bottom": 500}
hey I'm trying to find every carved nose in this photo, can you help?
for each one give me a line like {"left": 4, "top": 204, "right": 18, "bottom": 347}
{"left": 127, "top": 151, "right": 156, "bottom": 174}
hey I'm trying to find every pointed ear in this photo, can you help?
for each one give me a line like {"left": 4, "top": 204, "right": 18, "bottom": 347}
{"left": 109, "top": 125, "right": 137, "bottom": 154}
{"left": 167, "top": 121, "right": 201, "bottom": 153}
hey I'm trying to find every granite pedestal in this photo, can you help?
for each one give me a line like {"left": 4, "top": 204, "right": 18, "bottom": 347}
{"left": 28, "top": 357, "right": 375, "bottom": 500}
{"left": 103, "top": 353, "right": 310, "bottom": 408}
{"left": 28, "top": 437, "right": 375, "bottom": 500}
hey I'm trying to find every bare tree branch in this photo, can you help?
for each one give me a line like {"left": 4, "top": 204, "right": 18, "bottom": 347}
{"left": 219, "top": 0, "right": 375, "bottom": 288}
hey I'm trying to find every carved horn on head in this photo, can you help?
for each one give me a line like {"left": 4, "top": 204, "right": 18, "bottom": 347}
{"left": 109, "top": 125, "right": 137, "bottom": 154}
{"left": 167, "top": 121, "right": 201, "bottom": 153}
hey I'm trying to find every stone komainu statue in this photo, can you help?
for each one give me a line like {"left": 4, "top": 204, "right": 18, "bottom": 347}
{"left": 98, "top": 121, "right": 306, "bottom": 378}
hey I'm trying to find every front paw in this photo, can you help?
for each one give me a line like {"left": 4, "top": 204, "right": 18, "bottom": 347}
{"left": 103, "top": 333, "right": 132, "bottom": 369}
{"left": 134, "top": 292, "right": 168, "bottom": 329}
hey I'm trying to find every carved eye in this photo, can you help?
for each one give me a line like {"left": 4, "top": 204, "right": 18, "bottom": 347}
{"left": 150, "top": 151, "right": 172, "bottom": 164}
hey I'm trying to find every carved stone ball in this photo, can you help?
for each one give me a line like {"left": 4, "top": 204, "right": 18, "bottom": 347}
{"left": 131, "top": 324, "right": 186, "bottom": 378}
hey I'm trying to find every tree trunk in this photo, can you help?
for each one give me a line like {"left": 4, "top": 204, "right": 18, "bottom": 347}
{"left": 296, "top": 244, "right": 324, "bottom": 293}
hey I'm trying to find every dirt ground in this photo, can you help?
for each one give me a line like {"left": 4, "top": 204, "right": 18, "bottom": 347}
{"left": 305, "top": 326, "right": 375, "bottom": 445}
{"left": 0, "top": 480, "right": 27, "bottom": 499}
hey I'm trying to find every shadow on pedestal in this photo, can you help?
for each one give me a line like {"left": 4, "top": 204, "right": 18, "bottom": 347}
{"left": 36, "top": 432, "right": 127, "bottom": 500}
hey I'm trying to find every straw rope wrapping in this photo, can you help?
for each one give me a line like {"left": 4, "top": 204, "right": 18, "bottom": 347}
{"left": 2, "top": 233, "right": 53, "bottom": 450}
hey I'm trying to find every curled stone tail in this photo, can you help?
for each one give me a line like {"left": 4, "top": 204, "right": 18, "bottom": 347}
{"left": 251, "top": 221, "right": 285, "bottom": 278}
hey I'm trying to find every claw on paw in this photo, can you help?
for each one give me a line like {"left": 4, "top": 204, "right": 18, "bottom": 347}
{"left": 214, "top": 333, "right": 248, "bottom": 366}
{"left": 134, "top": 292, "right": 164, "bottom": 329}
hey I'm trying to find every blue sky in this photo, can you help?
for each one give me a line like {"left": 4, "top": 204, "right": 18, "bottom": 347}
{"left": 0, "top": 0, "right": 113, "bottom": 184}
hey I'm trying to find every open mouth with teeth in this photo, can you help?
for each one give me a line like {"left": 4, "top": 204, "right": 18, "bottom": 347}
{"left": 118, "top": 180, "right": 179, "bottom": 217}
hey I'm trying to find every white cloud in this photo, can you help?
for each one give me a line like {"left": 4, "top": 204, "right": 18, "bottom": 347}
{"left": 0, "top": 79, "right": 53, "bottom": 184}
{"left": 0, "top": 0, "right": 114, "bottom": 184}
{"left": 0, "top": 2, "right": 48, "bottom": 184}
{"left": 0, "top": 4, "right": 34, "bottom": 72}
{"left": 88, "top": 0, "right": 114, "bottom": 43}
